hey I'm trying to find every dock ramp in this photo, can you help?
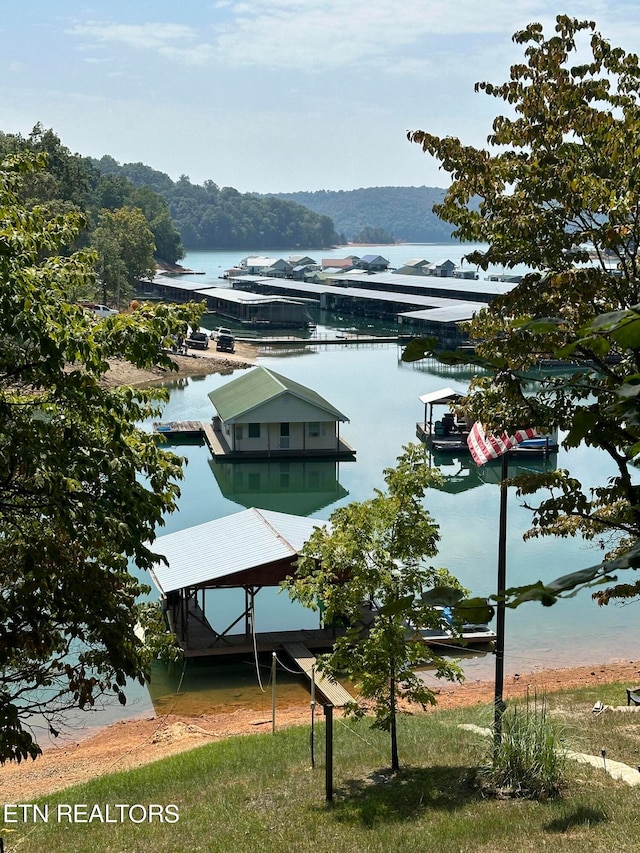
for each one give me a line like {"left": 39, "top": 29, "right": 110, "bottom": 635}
{"left": 282, "top": 642, "right": 353, "bottom": 707}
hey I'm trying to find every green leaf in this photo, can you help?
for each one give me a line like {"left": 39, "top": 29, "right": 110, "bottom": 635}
{"left": 610, "top": 317, "right": 640, "bottom": 349}
{"left": 400, "top": 337, "right": 437, "bottom": 362}
{"left": 421, "top": 586, "right": 465, "bottom": 607}
{"left": 452, "top": 597, "right": 495, "bottom": 624}
{"left": 376, "top": 595, "right": 415, "bottom": 617}
{"left": 564, "top": 409, "right": 600, "bottom": 446}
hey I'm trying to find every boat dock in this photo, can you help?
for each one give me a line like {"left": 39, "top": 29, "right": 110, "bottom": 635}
{"left": 153, "top": 420, "right": 223, "bottom": 454}
{"left": 154, "top": 420, "right": 355, "bottom": 459}
{"left": 240, "top": 334, "right": 404, "bottom": 347}
{"left": 282, "top": 641, "right": 353, "bottom": 707}
{"left": 170, "top": 616, "right": 353, "bottom": 705}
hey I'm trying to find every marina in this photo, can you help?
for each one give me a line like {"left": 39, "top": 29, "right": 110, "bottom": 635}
{"left": 117, "top": 244, "right": 639, "bottom": 726}
{"left": 141, "top": 246, "right": 517, "bottom": 347}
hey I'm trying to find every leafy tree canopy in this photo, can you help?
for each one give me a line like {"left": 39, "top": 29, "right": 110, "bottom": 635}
{"left": 0, "top": 151, "right": 202, "bottom": 763}
{"left": 0, "top": 125, "right": 184, "bottom": 268}
{"left": 271, "top": 186, "right": 454, "bottom": 243}
{"left": 351, "top": 225, "right": 395, "bottom": 244}
{"left": 405, "top": 16, "right": 640, "bottom": 603}
{"left": 90, "top": 206, "right": 156, "bottom": 306}
{"left": 285, "top": 445, "right": 466, "bottom": 772}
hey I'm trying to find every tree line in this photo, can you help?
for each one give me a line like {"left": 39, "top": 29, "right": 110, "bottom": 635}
{"left": 0, "top": 125, "right": 184, "bottom": 307}
{"left": 268, "top": 186, "right": 456, "bottom": 243}
{"left": 92, "top": 157, "right": 342, "bottom": 250}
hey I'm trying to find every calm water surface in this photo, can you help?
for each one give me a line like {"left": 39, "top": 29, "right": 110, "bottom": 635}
{"left": 67, "top": 245, "right": 640, "bottom": 737}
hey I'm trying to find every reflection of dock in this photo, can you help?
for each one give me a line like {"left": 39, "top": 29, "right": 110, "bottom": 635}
{"left": 167, "top": 598, "right": 353, "bottom": 706}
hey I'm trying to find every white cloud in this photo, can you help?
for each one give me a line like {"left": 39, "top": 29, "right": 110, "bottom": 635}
{"left": 63, "top": 3, "right": 639, "bottom": 79}
{"left": 210, "top": 0, "right": 534, "bottom": 71}
{"left": 67, "top": 21, "right": 214, "bottom": 65}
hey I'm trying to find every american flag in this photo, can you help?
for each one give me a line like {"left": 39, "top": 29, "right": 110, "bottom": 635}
{"left": 467, "top": 422, "right": 538, "bottom": 466}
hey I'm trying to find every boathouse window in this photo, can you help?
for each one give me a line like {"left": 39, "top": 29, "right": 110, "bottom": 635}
{"left": 307, "top": 421, "right": 325, "bottom": 437}
{"left": 248, "top": 422, "right": 260, "bottom": 438}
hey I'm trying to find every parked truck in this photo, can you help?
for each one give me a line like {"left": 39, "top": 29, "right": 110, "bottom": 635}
{"left": 216, "top": 332, "right": 235, "bottom": 353}
{"left": 185, "top": 331, "right": 210, "bottom": 350}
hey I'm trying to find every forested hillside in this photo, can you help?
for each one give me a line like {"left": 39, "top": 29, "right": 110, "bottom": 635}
{"left": 0, "top": 125, "right": 184, "bottom": 306}
{"left": 269, "top": 186, "right": 455, "bottom": 243}
{"left": 93, "top": 157, "right": 341, "bottom": 250}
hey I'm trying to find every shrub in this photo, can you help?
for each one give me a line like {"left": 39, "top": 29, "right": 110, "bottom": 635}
{"left": 479, "top": 692, "right": 567, "bottom": 799}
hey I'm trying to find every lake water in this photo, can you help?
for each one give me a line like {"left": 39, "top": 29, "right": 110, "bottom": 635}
{"left": 62, "top": 244, "right": 640, "bottom": 738}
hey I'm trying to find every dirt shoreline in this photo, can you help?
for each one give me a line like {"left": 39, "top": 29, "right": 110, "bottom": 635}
{"left": 100, "top": 339, "right": 257, "bottom": 388}
{"left": 2, "top": 658, "right": 639, "bottom": 801}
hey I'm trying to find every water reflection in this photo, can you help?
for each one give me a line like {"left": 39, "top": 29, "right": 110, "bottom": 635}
{"left": 209, "top": 457, "right": 348, "bottom": 514}
{"left": 430, "top": 449, "right": 559, "bottom": 494}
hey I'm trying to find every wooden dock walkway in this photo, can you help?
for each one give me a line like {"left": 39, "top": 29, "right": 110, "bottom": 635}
{"left": 282, "top": 641, "right": 353, "bottom": 707}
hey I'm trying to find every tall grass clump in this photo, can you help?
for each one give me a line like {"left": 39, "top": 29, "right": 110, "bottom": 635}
{"left": 479, "top": 691, "right": 567, "bottom": 800}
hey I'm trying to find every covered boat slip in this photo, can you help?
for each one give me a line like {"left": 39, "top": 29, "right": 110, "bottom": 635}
{"left": 416, "top": 387, "right": 469, "bottom": 450}
{"left": 150, "top": 508, "right": 353, "bottom": 705}
{"left": 416, "top": 387, "right": 559, "bottom": 456}
{"left": 150, "top": 508, "right": 495, "bottom": 705}
{"left": 148, "top": 278, "right": 315, "bottom": 329}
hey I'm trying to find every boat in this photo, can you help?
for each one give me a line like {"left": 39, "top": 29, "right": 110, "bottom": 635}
{"left": 406, "top": 605, "right": 496, "bottom": 648}
{"left": 358, "top": 600, "right": 496, "bottom": 648}
{"left": 416, "top": 387, "right": 559, "bottom": 457}
{"left": 415, "top": 387, "right": 470, "bottom": 452}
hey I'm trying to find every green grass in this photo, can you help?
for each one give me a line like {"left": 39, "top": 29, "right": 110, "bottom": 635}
{"left": 3, "top": 682, "right": 640, "bottom": 853}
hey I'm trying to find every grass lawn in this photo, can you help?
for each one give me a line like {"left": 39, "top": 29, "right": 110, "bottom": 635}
{"left": 2, "top": 683, "right": 639, "bottom": 853}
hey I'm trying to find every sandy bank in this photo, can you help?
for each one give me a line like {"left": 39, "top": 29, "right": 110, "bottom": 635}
{"left": 100, "top": 340, "right": 257, "bottom": 389}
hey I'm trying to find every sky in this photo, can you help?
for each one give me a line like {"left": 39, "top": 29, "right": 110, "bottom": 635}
{"left": 2, "top": 1, "right": 638, "bottom": 193}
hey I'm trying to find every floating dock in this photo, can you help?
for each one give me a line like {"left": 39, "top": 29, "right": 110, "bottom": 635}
{"left": 154, "top": 420, "right": 355, "bottom": 459}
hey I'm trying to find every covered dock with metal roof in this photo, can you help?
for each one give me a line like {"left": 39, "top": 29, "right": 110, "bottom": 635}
{"left": 149, "top": 508, "right": 356, "bottom": 704}
{"left": 150, "top": 508, "right": 335, "bottom": 657}
{"left": 398, "top": 303, "right": 488, "bottom": 349}
{"left": 143, "top": 278, "right": 315, "bottom": 328}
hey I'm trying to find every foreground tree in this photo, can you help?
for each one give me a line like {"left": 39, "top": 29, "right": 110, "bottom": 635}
{"left": 285, "top": 445, "right": 470, "bottom": 772}
{"left": 405, "top": 16, "right": 640, "bottom": 601}
{"left": 0, "top": 152, "right": 201, "bottom": 762}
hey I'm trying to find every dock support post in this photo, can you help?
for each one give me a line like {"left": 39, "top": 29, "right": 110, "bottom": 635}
{"left": 271, "top": 652, "right": 277, "bottom": 734}
{"left": 324, "top": 704, "right": 334, "bottom": 802}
